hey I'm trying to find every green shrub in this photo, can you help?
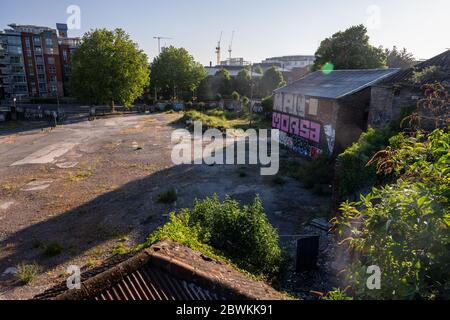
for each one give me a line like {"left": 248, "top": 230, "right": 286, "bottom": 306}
{"left": 44, "top": 241, "right": 64, "bottom": 257}
{"left": 323, "top": 288, "right": 353, "bottom": 300}
{"left": 139, "top": 195, "right": 283, "bottom": 279}
{"left": 16, "top": 262, "right": 42, "bottom": 284}
{"left": 261, "top": 95, "right": 274, "bottom": 114}
{"left": 156, "top": 188, "right": 177, "bottom": 204}
{"left": 231, "top": 91, "right": 240, "bottom": 101}
{"left": 335, "top": 129, "right": 450, "bottom": 300}
{"left": 336, "top": 127, "right": 394, "bottom": 196}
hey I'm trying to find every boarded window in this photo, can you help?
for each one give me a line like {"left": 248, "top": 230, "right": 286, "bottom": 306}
{"left": 309, "top": 98, "right": 318, "bottom": 116}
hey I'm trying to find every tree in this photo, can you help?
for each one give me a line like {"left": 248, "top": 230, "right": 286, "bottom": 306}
{"left": 385, "top": 46, "right": 416, "bottom": 69}
{"left": 260, "top": 67, "right": 285, "bottom": 96}
{"left": 314, "top": 25, "right": 387, "bottom": 70}
{"left": 151, "top": 46, "right": 207, "bottom": 100}
{"left": 70, "top": 28, "right": 150, "bottom": 107}
{"left": 234, "top": 69, "right": 251, "bottom": 97}
{"left": 197, "top": 76, "right": 215, "bottom": 102}
{"left": 213, "top": 69, "right": 233, "bottom": 98}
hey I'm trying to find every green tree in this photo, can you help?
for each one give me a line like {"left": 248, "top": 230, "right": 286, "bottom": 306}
{"left": 213, "top": 69, "right": 233, "bottom": 98}
{"left": 70, "top": 28, "right": 150, "bottom": 108}
{"left": 234, "top": 69, "right": 252, "bottom": 97}
{"left": 260, "top": 67, "right": 285, "bottom": 96}
{"left": 385, "top": 46, "right": 416, "bottom": 69}
{"left": 151, "top": 46, "right": 207, "bottom": 100}
{"left": 314, "top": 25, "right": 387, "bottom": 70}
{"left": 197, "top": 76, "right": 215, "bottom": 102}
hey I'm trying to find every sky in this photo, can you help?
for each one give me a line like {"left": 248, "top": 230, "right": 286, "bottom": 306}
{"left": 1, "top": 0, "right": 449, "bottom": 65}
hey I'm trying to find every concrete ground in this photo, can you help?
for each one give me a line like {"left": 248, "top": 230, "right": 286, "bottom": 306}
{"left": 0, "top": 113, "right": 331, "bottom": 300}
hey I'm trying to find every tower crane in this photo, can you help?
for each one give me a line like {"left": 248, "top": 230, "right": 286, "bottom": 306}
{"left": 228, "top": 31, "right": 235, "bottom": 61}
{"left": 215, "top": 31, "right": 223, "bottom": 66}
{"left": 153, "top": 36, "right": 172, "bottom": 54}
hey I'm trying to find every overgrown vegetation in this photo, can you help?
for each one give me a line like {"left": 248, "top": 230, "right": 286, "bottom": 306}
{"left": 137, "top": 195, "right": 283, "bottom": 279}
{"left": 411, "top": 66, "right": 444, "bottom": 84}
{"left": 16, "top": 262, "right": 42, "bottom": 284}
{"left": 44, "top": 241, "right": 64, "bottom": 257}
{"left": 156, "top": 188, "right": 178, "bottom": 204}
{"left": 180, "top": 108, "right": 269, "bottom": 131}
{"left": 335, "top": 129, "right": 450, "bottom": 299}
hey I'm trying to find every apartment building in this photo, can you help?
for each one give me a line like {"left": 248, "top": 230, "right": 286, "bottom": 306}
{"left": 0, "top": 23, "right": 80, "bottom": 101}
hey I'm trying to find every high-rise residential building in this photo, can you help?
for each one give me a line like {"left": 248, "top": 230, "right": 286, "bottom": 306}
{"left": 0, "top": 23, "right": 80, "bottom": 101}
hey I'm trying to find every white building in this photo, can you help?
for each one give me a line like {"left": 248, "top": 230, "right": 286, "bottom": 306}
{"left": 261, "top": 55, "right": 315, "bottom": 71}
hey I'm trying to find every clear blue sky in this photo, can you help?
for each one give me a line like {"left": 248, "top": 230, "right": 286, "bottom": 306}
{"left": 1, "top": 0, "right": 448, "bottom": 65}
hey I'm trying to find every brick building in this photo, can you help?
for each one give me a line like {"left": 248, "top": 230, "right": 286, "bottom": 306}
{"left": 368, "top": 49, "right": 450, "bottom": 128}
{"left": 0, "top": 23, "right": 80, "bottom": 101}
{"left": 272, "top": 69, "right": 399, "bottom": 157}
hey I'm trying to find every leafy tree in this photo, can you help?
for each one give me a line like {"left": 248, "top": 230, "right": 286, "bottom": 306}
{"left": 254, "top": 65, "right": 264, "bottom": 75}
{"left": 314, "top": 25, "right": 387, "bottom": 70}
{"left": 234, "top": 69, "right": 252, "bottom": 97}
{"left": 70, "top": 28, "right": 150, "bottom": 107}
{"left": 151, "top": 46, "right": 207, "bottom": 100}
{"left": 385, "top": 46, "right": 416, "bottom": 69}
{"left": 197, "top": 76, "right": 215, "bottom": 102}
{"left": 213, "top": 69, "right": 233, "bottom": 98}
{"left": 260, "top": 67, "right": 285, "bottom": 96}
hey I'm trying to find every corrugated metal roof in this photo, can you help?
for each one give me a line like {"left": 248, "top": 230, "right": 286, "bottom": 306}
{"left": 379, "top": 49, "right": 450, "bottom": 86}
{"left": 34, "top": 241, "right": 287, "bottom": 301}
{"left": 274, "top": 69, "right": 400, "bottom": 99}
{"left": 94, "top": 264, "right": 222, "bottom": 301}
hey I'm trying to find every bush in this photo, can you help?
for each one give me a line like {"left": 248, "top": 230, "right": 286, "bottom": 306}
{"left": 231, "top": 91, "right": 240, "bottom": 101}
{"left": 335, "top": 129, "right": 450, "bottom": 300}
{"left": 261, "top": 95, "right": 274, "bottom": 114}
{"left": 16, "top": 262, "right": 42, "bottom": 284}
{"left": 336, "top": 127, "right": 394, "bottom": 197}
{"left": 139, "top": 195, "right": 283, "bottom": 278}
{"left": 44, "top": 241, "right": 64, "bottom": 257}
{"left": 156, "top": 188, "right": 177, "bottom": 204}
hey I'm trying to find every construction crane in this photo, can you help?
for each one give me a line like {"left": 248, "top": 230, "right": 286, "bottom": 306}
{"left": 215, "top": 31, "right": 223, "bottom": 66}
{"left": 153, "top": 36, "right": 172, "bottom": 54}
{"left": 228, "top": 31, "right": 235, "bottom": 61}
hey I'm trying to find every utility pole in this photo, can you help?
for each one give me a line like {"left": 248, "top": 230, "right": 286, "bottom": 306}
{"left": 153, "top": 36, "right": 172, "bottom": 54}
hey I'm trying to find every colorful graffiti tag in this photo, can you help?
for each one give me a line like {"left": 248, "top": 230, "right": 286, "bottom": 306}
{"left": 272, "top": 112, "right": 321, "bottom": 143}
{"left": 279, "top": 132, "right": 322, "bottom": 158}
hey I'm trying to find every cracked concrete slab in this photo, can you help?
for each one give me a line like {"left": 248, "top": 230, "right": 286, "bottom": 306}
{"left": 11, "top": 142, "right": 79, "bottom": 166}
{"left": 20, "top": 180, "right": 53, "bottom": 191}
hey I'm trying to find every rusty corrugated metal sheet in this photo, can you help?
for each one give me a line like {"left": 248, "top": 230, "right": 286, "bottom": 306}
{"left": 94, "top": 264, "right": 222, "bottom": 301}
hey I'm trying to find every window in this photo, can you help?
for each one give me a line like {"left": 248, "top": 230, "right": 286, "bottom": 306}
{"left": 39, "top": 83, "right": 47, "bottom": 92}
{"left": 37, "top": 65, "right": 45, "bottom": 73}
{"left": 63, "top": 50, "right": 68, "bottom": 62}
{"left": 33, "top": 36, "right": 41, "bottom": 46}
{"left": 50, "top": 75, "right": 57, "bottom": 83}
{"left": 36, "top": 57, "right": 44, "bottom": 65}
{"left": 7, "top": 36, "right": 21, "bottom": 46}
{"left": 8, "top": 46, "right": 22, "bottom": 55}
{"left": 12, "top": 65, "right": 24, "bottom": 74}
{"left": 45, "top": 38, "right": 53, "bottom": 47}
{"left": 10, "top": 56, "right": 22, "bottom": 64}
{"left": 47, "top": 57, "right": 55, "bottom": 64}
{"left": 308, "top": 98, "right": 319, "bottom": 116}
{"left": 25, "top": 38, "right": 31, "bottom": 48}
{"left": 49, "top": 66, "right": 56, "bottom": 74}
{"left": 38, "top": 74, "right": 45, "bottom": 83}
{"left": 35, "top": 47, "right": 42, "bottom": 54}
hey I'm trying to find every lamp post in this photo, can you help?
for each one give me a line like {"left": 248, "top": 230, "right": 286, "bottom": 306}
{"left": 249, "top": 63, "right": 254, "bottom": 126}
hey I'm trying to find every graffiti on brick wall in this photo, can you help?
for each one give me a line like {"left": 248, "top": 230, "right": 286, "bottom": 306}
{"left": 279, "top": 132, "right": 322, "bottom": 158}
{"left": 272, "top": 112, "right": 321, "bottom": 143}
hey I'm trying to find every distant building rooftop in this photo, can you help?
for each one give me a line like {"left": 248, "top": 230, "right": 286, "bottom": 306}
{"left": 274, "top": 69, "right": 400, "bottom": 99}
{"left": 34, "top": 240, "right": 287, "bottom": 301}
